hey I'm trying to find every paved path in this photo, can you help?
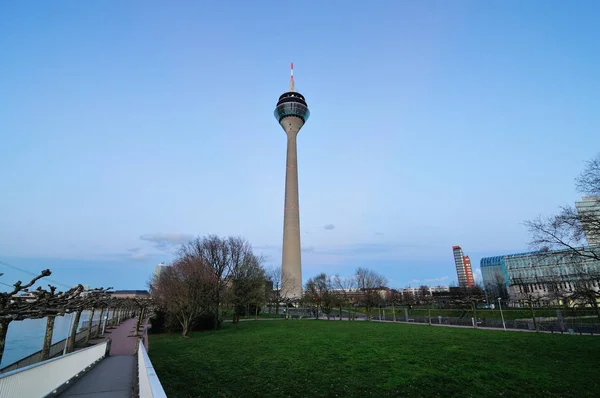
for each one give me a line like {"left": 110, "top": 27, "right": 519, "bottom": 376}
{"left": 227, "top": 316, "right": 599, "bottom": 335}
{"left": 58, "top": 317, "right": 142, "bottom": 397}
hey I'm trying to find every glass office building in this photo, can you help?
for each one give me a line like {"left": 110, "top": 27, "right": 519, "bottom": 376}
{"left": 481, "top": 248, "right": 600, "bottom": 304}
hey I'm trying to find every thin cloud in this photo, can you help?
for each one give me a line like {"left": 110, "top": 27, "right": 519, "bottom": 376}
{"left": 407, "top": 276, "right": 450, "bottom": 286}
{"left": 131, "top": 252, "right": 148, "bottom": 261}
{"left": 375, "top": 232, "right": 385, "bottom": 236}
{"left": 140, "top": 233, "right": 194, "bottom": 252}
{"left": 324, "top": 224, "right": 335, "bottom": 231}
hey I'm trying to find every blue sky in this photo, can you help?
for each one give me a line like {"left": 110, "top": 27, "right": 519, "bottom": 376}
{"left": 1, "top": 1, "right": 599, "bottom": 291}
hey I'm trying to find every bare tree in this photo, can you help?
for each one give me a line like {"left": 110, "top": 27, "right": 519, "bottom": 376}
{"left": 355, "top": 268, "right": 387, "bottom": 320}
{"left": 266, "top": 266, "right": 294, "bottom": 315}
{"left": 152, "top": 256, "right": 213, "bottom": 337}
{"left": 333, "top": 275, "right": 357, "bottom": 321}
{"left": 525, "top": 155, "right": 600, "bottom": 261}
{"left": 228, "top": 246, "right": 266, "bottom": 324}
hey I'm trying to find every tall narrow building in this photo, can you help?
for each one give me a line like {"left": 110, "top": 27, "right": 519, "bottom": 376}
{"left": 274, "top": 63, "right": 310, "bottom": 298}
{"left": 575, "top": 196, "right": 600, "bottom": 246}
{"left": 453, "top": 246, "right": 475, "bottom": 288}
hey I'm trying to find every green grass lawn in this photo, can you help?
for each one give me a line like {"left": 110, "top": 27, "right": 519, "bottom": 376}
{"left": 149, "top": 320, "right": 600, "bottom": 398}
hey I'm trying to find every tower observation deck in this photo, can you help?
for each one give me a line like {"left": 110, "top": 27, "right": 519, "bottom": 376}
{"left": 274, "top": 63, "right": 309, "bottom": 299}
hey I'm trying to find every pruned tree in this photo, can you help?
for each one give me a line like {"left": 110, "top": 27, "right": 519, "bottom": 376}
{"left": 0, "top": 269, "right": 52, "bottom": 363}
{"left": 36, "top": 284, "right": 87, "bottom": 360}
{"left": 65, "top": 288, "right": 107, "bottom": 353}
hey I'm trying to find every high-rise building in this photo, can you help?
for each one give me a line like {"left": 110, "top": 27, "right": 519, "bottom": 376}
{"left": 452, "top": 246, "right": 475, "bottom": 288}
{"left": 274, "top": 63, "right": 310, "bottom": 298}
{"left": 154, "top": 262, "right": 168, "bottom": 281}
{"left": 575, "top": 196, "right": 600, "bottom": 246}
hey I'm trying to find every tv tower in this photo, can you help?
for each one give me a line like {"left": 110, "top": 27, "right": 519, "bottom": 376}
{"left": 274, "top": 63, "right": 310, "bottom": 298}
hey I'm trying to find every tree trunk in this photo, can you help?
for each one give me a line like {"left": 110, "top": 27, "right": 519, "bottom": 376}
{"left": 134, "top": 307, "right": 143, "bottom": 337}
{"left": 472, "top": 302, "right": 478, "bottom": 327}
{"left": 182, "top": 319, "right": 189, "bottom": 337}
{"left": 0, "top": 319, "right": 12, "bottom": 365}
{"left": 41, "top": 315, "right": 56, "bottom": 361}
{"left": 528, "top": 301, "right": 538, "bottom": 331}
{"left": 67, "top": 310, "right": 83, "bottom": 353}
{"left": 339, "top": 305, "right": 342, "bottom": 320}
{"left": 107, "top": 308, "right": 114, "bottom": 327}
{"left": 96, "top": 308, "right": 105, "bottom": 338}
{"left": 392, "top": 303, "right": 396, "bottom": 322}
{"left": 588, "top": 295, "right": 600, "bottom": 321}
{"left": 255, "top": 304, "right": 259, "bottom": 320}
{"left": 85, "top": 308, "right": 96, "bottom": 345}
{"left": 428, "top": 308, "right": 432, "bottom": 325}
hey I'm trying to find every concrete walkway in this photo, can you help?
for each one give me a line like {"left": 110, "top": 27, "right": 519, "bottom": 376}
{"left": 58, "top": 356, "right": 135, "bottom": 398}
{"left": 58, "top": 317, "right": 142, "bottom": 397}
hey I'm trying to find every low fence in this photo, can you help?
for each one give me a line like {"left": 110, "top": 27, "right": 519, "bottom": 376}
{"left": 0, "top": 340, "right": 110, "bottom": 398}
{"left": 380, "top": 314, "right": 600, "bottom": 334}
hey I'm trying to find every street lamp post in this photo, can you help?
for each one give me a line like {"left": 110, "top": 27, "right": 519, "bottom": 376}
{"left": 497, "top": 297, "right": 506, "bottom": 331}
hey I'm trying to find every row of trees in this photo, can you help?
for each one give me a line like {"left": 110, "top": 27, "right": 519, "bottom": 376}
{"left": 0, "top": 269, "right": 150, "bottom": 366}
{"left": 302, "top": 270, "right": 487, "bottom": 321}
{"left": 150, "top": 233, "right": 492, "bottom": 337}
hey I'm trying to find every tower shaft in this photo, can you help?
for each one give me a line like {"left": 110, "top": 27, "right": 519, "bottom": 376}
{"left": 281, "top": 116, "right": 304, "bottom": 298}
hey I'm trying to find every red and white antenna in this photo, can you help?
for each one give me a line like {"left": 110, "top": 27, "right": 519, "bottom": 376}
{"left": 289, "top": 62, "right": 295, "bottom": 92}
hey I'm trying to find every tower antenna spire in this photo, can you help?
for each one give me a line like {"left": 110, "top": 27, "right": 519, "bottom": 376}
{"left": 289, "top": 62, "right": 295, "bottom": 92}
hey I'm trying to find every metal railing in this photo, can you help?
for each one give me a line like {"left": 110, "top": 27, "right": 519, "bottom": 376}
{"left": 378, "top": 314, "right": 600, "bottom": 334}
{"left": 0, "top": 315, "right": 120, "bottom": 373}
{"left": 0, "top": 340, "right": 109, "bottom": 398}
{"left": 0, "top": 316, "right": 114, "bottom": 374}
{"left": 0, "top": 329, "right": 89, "bottom": 373}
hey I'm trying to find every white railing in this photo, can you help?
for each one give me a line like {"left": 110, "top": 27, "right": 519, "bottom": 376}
{"left": 138, "top": 340, "right": 167, "bottom": 398}
{"left": 0, "top": 340, "right": 108, "bottom": 398}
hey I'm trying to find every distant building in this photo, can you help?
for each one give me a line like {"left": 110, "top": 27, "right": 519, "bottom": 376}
{"left": 110, "top": 290, "right": 150, "bottom": 299}
{"left": 400, "top": 286, "right": 450, "bottom": 297}
{"left": 452, "top": 246, "right": 475, "bottom": 288}
{"left": 575, "top": 196, "right": 600, "bottom": 246}
{"left": 12, "top": 292, "right": 36, "bottom": 303}
{"left": 153, "top": 262, "right": 168, "bottom": 281}
{"left": 481, "top": 248, "right": 600, "bottom": 305}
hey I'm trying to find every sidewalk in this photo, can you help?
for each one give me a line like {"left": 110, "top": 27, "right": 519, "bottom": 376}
{"left": 58, "top": 317, "right": 141, "bottom": 397}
